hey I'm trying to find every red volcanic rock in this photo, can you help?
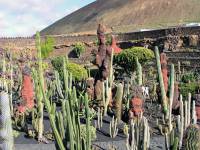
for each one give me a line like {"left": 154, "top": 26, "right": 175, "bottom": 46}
{"left": 21, "top": 75, "right": 35, "bottom": 110}
{"left": 130, "top": 97, "right": 143, "bottom": 117}
{"left": 17, "top": 105, "right": 26, "bottom": 113}
{"left": 111, "top": 35, "right": 122, "bottom": 54}
{"left": 196, "top": 106, "right": 200, "bottom": 120}
{"left": 20, "top": 66, "right": 35, "bottom": 112}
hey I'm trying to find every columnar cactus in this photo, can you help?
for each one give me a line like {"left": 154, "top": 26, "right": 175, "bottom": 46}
{"left": 192, "top": 101, "right": 197, "bottom": 124}
{"left": 168, "top": 64, "right": 174, "bottom": 132}
{"left": 36, "top": 32, "right": 64, "bottom": 149}
{"left": 126, "top": 117, "right": 150, "bottom": 150}
{"left": 109, "top": 116, "right": 118, "bottom": 138}
{"left": 179, "top": 95, "right": 184, "bottom": 149}
{"left": 154, "top": 46, "right": 168, "bottom": 117}
{"left": 0, "top": 91, "right": 14, "bottom": 150}
{"left": 114, "top": 83, "right": 124, "bottom": 122}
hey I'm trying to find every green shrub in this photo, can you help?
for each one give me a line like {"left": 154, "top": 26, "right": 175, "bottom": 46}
{"left": 73, "top": 42, "right": 86, "bottom": 58}
{"left": 66, "top": 62, "right": 88, "bottom": 80}
{"left": 114, "top": 47, "right": 154, "bottom": 73}
{"left": 41, "top": 36, "right": 55, "bottom": 58}
{"left": 51, "top": 56, "right": 88, "bottom": 81}
{"left": 179, "top": 82, "right": 199, "bottom": 99}
{"left": 181, "top": 72, "right": 200, "bottom": 83}
{"left": 51, "top": 56, "right": 63, "bottom": 73}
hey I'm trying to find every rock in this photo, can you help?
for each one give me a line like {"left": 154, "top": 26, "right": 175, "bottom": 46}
{"left": 189, "top": 35, "right": 199, "bottom": 47}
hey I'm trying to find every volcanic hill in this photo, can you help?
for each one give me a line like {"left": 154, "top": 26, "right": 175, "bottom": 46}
{"left": 40, "top": 0, "right": 200, "bottom": 35}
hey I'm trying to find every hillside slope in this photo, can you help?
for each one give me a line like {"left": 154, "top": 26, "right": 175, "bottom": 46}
{"left": 40, "top": 0, "right": 200, "bottom": 35}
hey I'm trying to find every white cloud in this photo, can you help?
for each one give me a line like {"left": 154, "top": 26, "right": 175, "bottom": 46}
{"left": 0, "top": 0, "right": 78, "bottom": 37}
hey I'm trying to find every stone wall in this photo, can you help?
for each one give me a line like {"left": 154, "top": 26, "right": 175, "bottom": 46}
{"left": 0, "top": 26, "right": 200, "bottom": 55}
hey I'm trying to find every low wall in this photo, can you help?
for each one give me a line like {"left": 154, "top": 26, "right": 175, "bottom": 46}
{"left": 0, "top": 26, "right": 200, "bottom": 54}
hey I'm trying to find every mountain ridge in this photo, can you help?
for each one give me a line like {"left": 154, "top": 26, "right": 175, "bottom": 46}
{"left": 40, "top": 0, "right": 200, "bottom": 35}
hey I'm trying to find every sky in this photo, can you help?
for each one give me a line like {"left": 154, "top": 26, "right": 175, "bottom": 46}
{"left": 0, "top": 0, "right": 95, "bottom": 37}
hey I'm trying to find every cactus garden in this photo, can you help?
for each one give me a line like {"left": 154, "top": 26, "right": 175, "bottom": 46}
{"left": 0, "top": 23, "right": 200, "bottom": 150}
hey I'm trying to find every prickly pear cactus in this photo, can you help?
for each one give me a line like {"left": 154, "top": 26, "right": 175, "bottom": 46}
{"left": 182, "top": 124, "right": 200, "bottom": 150}
{"left": 0, "top": 91, "right": 14, "bottom": 150}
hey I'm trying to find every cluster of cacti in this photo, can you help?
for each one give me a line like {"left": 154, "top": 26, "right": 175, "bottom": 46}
{"left": 126, "top": 117, "right": 150, "bottom": 150}
{"left": 35, "top": 32, "right": 93, "bottom": 149}
{"left": 155, "top": 47, "right": 200, "bottom": 149}
{"left": 1, "top": 23, "right": 200, "bottom": 150}
{"left": 109, "top": 116, "right": 118, "bottom": 138}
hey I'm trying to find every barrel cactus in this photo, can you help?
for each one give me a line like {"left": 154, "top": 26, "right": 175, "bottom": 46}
{"left": 182, "top": 124, "right": 200, "bottom": 150}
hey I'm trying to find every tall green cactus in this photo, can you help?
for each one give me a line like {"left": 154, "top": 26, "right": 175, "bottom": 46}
{"left": 179, "top": 95, "right": 184, "bottom": 149}
{"left": 85, "top": 94, "right": 91, "bottom": 149}
{"left": 32, "top": 68, "right": 45, "bottom": 141}
{"left": 154, "top": 46, "right": 168, "bottom": 118}
{"left": 0, "top": 91, "right": 14, "bottom": 150}
{"left": 168, "top": 64, "right": 174, "bottom": 132}
{"left": 56, "top": 70, "right": 65, "bottom": 99}
{"left": 36, "top": 31, "right": 65, "bottom": 150}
